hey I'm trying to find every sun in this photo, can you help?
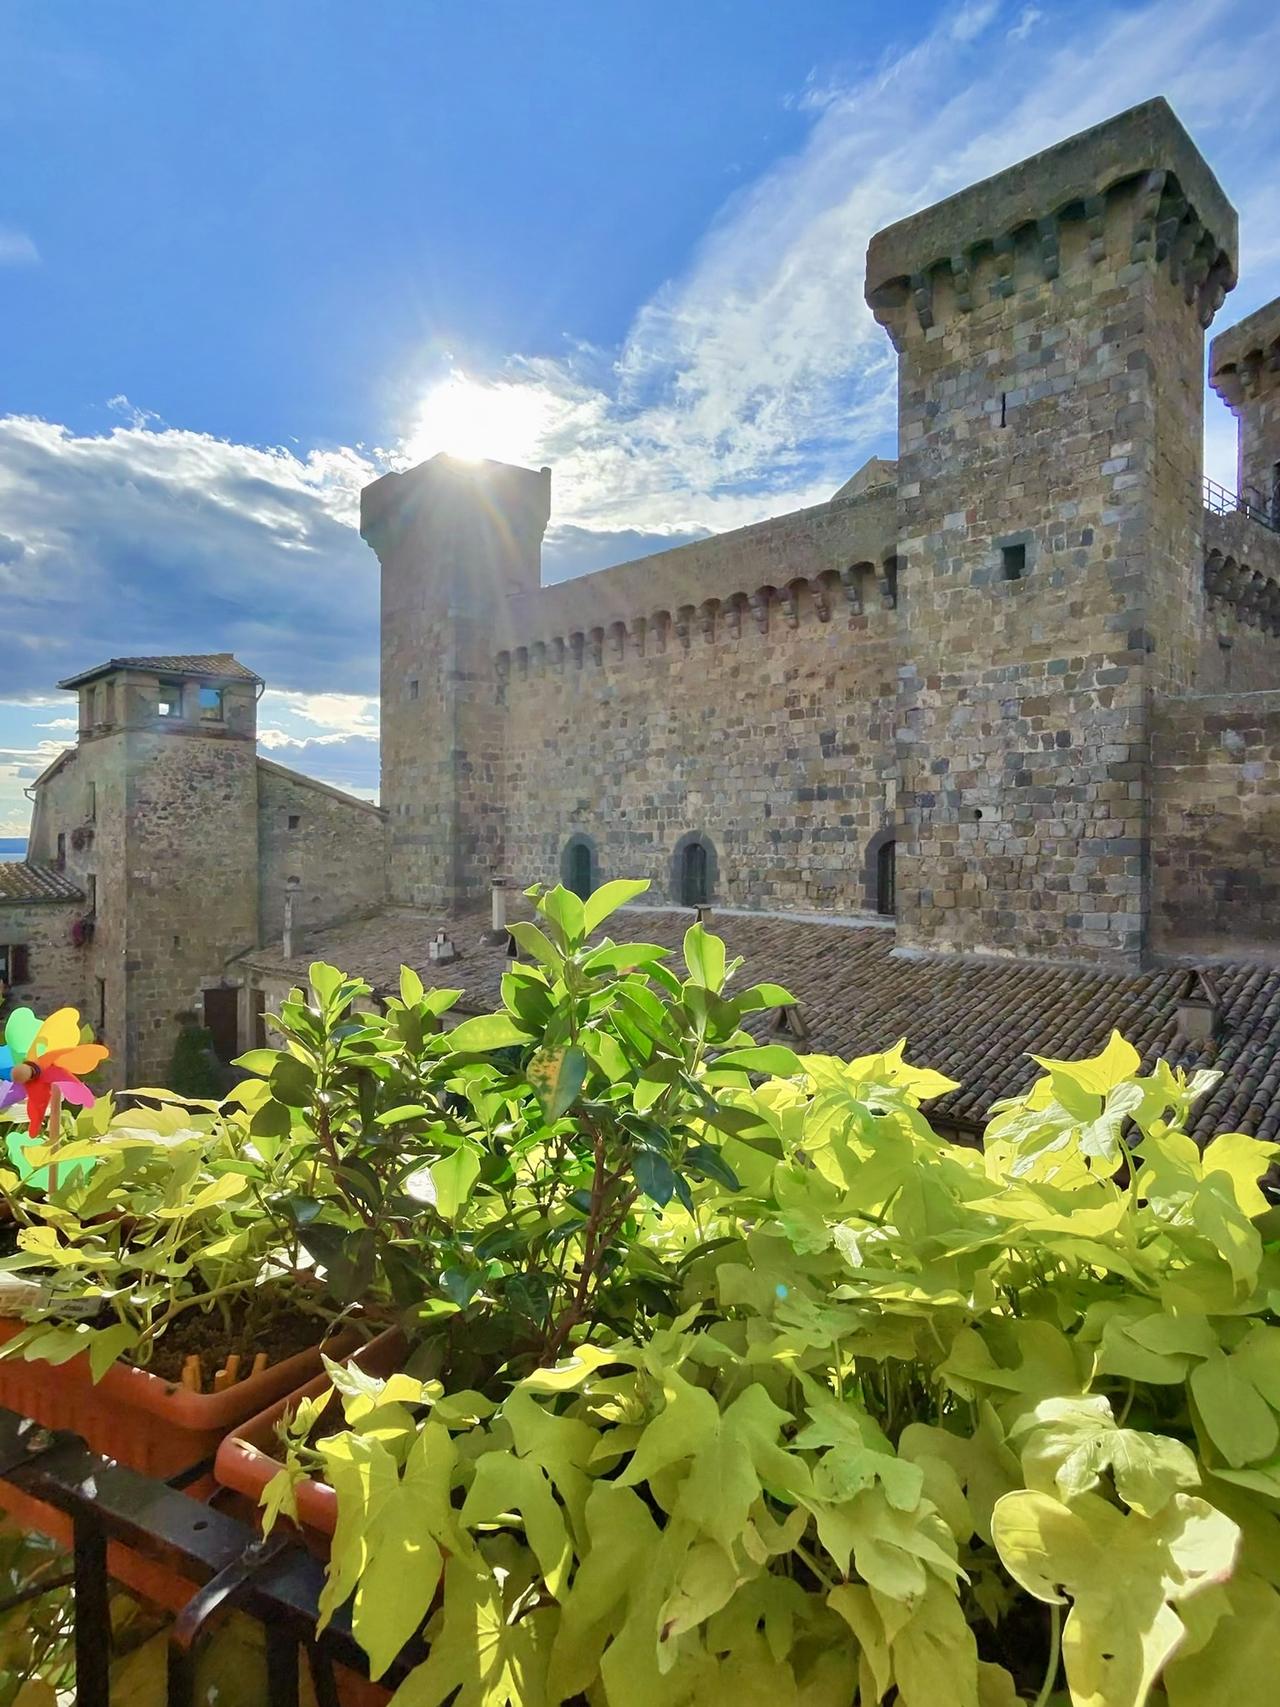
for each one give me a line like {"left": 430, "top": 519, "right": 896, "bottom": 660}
{"left": 404, "top": 373, "right": 553, "bottom": 467}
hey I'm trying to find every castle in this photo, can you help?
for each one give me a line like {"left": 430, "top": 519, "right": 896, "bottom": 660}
{"left": 5, "top": 98, "right": 1280, "bottom": 1134}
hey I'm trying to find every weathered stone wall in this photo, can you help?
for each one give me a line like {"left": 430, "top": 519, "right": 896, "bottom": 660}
{"left": 28, "top": 743, "right": 129, "bottom": 1082}
{"left": 498, "top": 484, "right": 900, "bottom": 909}
{"left": 257, "top": 758, "right": 387, "bottom": 946}
{"left": 1151, "top": 690, "right": 1280, "bottom": 954}
{"left": 0, "top": 901, "right": 85, "bottom": 1022}
{"left": 121, "top": 726, "right": 260, "bottom": 1084}
{"left": 865, "top": 101, "right": 1235, "bottom": 965}
{"left": 366, "top": 457, "right": 549, "bottom": 912}
{"left": 1197, "top": 509, "right": 1280, "bottom": 692}
{"left": 502, "top": 578, "right": 900, "bottom": 910}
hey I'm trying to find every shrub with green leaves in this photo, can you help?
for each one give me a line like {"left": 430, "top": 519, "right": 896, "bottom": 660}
{"left": 260, "top": 885, "right": 1280, "bottom": 1707}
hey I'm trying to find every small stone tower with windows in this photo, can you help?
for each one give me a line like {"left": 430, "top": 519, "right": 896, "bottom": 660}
{"left": 1210, "top": 297, "right": 1280, "bottom": 529}
{"left": 864, "top": 98, "right": 1236, "bottom": 964}
{"left": 362, "top": 454, "right": 551, "bottom": 909}
{"left": 26, "top": 655, "right": 261, "bottom": 1084}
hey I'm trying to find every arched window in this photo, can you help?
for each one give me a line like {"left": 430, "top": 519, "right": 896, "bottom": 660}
{"left": 561, "top": 835, "right": 596, "bottom": 901}
{"left": 671, "top": 832, "right": 718, "bottom": 908}
{"left": 876, "top": 838, "right": 896, "bottom": 917}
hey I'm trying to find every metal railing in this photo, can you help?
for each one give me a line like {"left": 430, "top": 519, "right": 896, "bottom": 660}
{"left": 1203, "top": 475, "right": 1279, "bottom": 534}
{"left": 0, "top": 1404, "right": 404, "bottom": 1707}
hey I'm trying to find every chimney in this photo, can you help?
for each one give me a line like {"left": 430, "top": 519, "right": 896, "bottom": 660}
{"left": 1175, "top": 969, "right": 1221, "bottom": 1044}
{"left": 483, "top": 875, "right": 510, "bottom": 944}
{"left": 282, "top": 876, "right": 301, "bottom": 960}
{"left": 428, "top": 929, "right": 459, "bottom": 965}
{"left": 695, "top": 904, "right": 713, "bottom": 927}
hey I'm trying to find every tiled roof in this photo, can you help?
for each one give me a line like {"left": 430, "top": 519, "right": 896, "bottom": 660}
{"left": 58, "top": 653, "right": 262, "bottom": 689}
{"left": 0, "top": 862, "right": 85, "bottom": 904}
{"left": 238, "top": 902, "right": 1280, "bottom": 1146}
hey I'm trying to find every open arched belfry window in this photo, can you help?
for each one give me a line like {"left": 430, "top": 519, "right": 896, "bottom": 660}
{"left": 561, "top": 835, "right": 596, "bottom": 901}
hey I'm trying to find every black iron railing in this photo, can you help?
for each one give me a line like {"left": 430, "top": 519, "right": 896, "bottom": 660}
{"left": 1204, "top": 475, "right": 1279, "bottom": 534}
{"left": 0, "top": 1405, "right": 397, "bottom": 1707}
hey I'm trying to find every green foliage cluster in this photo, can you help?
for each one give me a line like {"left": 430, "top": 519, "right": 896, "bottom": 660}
{"left": 3, "top": 880, "right": 1280, "bottom": 1705}
{"left": 166, "top": 1015, "right": 225, "bottom": 1101}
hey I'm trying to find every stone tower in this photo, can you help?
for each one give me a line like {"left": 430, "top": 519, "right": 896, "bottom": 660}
{"left": 864, "top": 98, "right": 1236, "bottom": 965}
{"left": 28, "top": 656, "right": 261, "bottom": 1083}
{"left": 362, "top": 454, "right": 551, "bottom": 909}
{"left": 1210, "top": 297, "right": 1280, "bottom": 527}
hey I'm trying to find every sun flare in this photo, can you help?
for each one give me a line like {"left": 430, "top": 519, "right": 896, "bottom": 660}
{"left": 404, "top": 373, "right": 553, "bottom": 467}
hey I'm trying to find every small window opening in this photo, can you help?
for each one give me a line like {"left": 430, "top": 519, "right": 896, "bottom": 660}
{"left": 96, "top": 976, "right": 106, "bottom": 1033}
{"left": 567, "top": 839, "right": 594, "bottom": 901}
{"left": 0, "top": 945, "right": 30, "bottom": 987}
{"left": 1001, "top": 543, "right": 1026, "bottom": 580}
{"left": 173, "top": 934, "right": 181, "bottom": 948}
{"left": 157, "top": 680, "right": 183, "bottom": 718}
{"left": 287, "top": 813, "right": 301, "bottom": 831}
{"left": 999, "top": 392, "right": 1007, "bottom": 428}
{"left": 408, "top": 679, "right": 420, "bottom": 702}
{"left": 55, "top": 832, "right": 66, "bottom": 870}
{"left": 681, "top": 840, "right": 710, "bottom": 908}
{"left": 86, "top": 874, "right": 97, "bottom": 911}
{"left": 86, "top": 781, "right": 96, "bottom": 822}
{"left": 876, "top": 839, "right": 896, "bottom": 917}
{"left": 1272, "top": 461, "right": 1280, "bottom": 530}
{"left": 198, "top": 685, "right": 224, "bottom": 721}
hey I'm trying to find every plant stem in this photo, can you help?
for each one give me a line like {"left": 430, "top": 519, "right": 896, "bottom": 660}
{"left": 1032, "top": 1603, "right": 1062, "bottom": 1707}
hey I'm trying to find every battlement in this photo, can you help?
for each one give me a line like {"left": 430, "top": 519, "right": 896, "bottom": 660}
{"left": 865, "top": 98, "right": 1236, "bottom": 345}
{"left": 1210, "top": 297, "right": 1280, "bottom": 403}
{"left": 496, "top": 477, "right": 897, "bottom": 673}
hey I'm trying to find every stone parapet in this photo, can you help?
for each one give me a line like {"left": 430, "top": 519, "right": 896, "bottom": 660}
{"left": 866, "top": 98, "right": 1236, "bottom": 346}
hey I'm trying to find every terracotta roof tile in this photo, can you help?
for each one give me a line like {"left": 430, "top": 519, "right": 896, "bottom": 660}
{"left": 58, "top": 653, "right": 261, "bottom": 689}
{"left": 0, "top": 862, "right": 85, "bottom": 904}
{"left": 237, "top": 903, "right": 1280, "bottom": 1147}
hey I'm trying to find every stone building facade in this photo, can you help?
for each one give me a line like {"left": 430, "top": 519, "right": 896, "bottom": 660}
{"left": 5, "top": 97, "right": 1280, "bottom": 1099}
{"left": 8, "top": 655, "right": 383, "bottom": 1084}
{"left": 360, "top": 100, "right": 1280, "bottom": 973}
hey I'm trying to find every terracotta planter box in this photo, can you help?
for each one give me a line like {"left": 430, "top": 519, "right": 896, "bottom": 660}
{"left": 214, "top": 1328, "right": 408, "bottom": 1545}
{"left": 0, "top": 1313, "right": 361, "bottom": 1610}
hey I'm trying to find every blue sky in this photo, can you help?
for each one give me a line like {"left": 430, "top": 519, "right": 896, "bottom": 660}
{"left": 2, "top": 0, "right": 1279, "bottom": 834}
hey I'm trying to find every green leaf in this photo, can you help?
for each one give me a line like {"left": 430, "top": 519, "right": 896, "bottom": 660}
{"left": 581, "top": 879, "right": 650, "bottom": 935}
{"left": 710, "top": 1044, "right": 802, "bottom": 1077}
{"left": 87, "top": 1321, "right": 137, "bottom": 1382}
{"left": 507, "top": 921, "right": 562, "bottom": 970}
{"left": 683, "top": 922, "right": 727, "bottom": 992}
{"left": 430, "top": 1148, "right": 482, "bottom": 1221}
{"left": 527, "top": 1045, "right": 589, "bottom": 1123}
{"left": 682, "top": 1142, "right": 741, "bottom": 1191}
{"left": 634, "top": 1150, "right": 677, "bottom": 1208}
{"left": 992, "top": 1490, "right": 1239, "bottom": 1707}
{"left": 448, "top": 1013, "right": 532, "bottom": 1052}
{"left": 269, "top": 1054, "right": 315, "bottom": 1108}
{"left": 1191, "top": 1350, "right": 1279, "bottom": 1467}
{"left": 310, "top": 962, "right": 345, "bottom": 1006}
{"left": 388, "top": 1558, "right": 554, "bottom": 1707}
{"left": 400, "top": 964, "right": 425, "bottom": 1006}
{"left": 231, "top": 1047, "right": 279, "bottom": 1075}
{"left": 539, "top": 884, "right": 586, "bottom": 950}
{"left": 460, "top": 1451, "right": 572, "bottom": 1596}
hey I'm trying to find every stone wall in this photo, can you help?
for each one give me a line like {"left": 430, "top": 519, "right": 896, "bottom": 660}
{"left": 28, "top": 744, "right": 129, "bottom": 1082}
{"left": 257, "top": 758, "right": 387, "bottom": 947}
{"left": 502, "top": 578, "right": 900, "bottom": 910}
{"left": 1151, "top": 690, "right": 1280, "bottom": 954}
{"left": 1197, "top": 509, "right": 1280, "bottom": 692}
{"left": 866, "top": 100, "right": 1235, "bottom": 965}
{"left": 121, "top": 726, "right": 260, "bottom": 1084}
{"left": 0, "top": 901, "right": 85, "bottom": 1023}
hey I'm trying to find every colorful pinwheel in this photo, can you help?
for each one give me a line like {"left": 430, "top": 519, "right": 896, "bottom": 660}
{"left": 0, "top": 1006, "right": 108, "bottom": 1136}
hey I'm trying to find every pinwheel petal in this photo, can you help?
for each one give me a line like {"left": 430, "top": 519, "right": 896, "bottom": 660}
{"left": 33, "top": 1008, "right": 82, "bottom": 1057}
{"left": 43, "top": 1066, "right": 95, "bottom": 1108}
{"left": 0, "top": 1045, "right": 13, "bottom": 1076}
{"left": 0, "top": 1081, "right": 25, "bottom": 1110}
{"left": 41, "top": 1044, "right": 108, "bottom": 1077}
{"left": 4, "top": 1008, "right": 40, "bottom": 1060}
{"left": 25, "top": 1077, "right": 50, "bottom": 1138}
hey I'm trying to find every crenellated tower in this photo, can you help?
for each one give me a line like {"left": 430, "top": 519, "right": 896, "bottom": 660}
{"left": 1210, "top": 297, "right": 1280, "bottom": 527}
{"left": 865, "top": 98, "right": 1236, "bottom": 964}
{"left": 361, "top": 454, "right": 551, "bottom": 909}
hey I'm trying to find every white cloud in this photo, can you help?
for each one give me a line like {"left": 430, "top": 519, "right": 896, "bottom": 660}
{"left": 385, "top": 0, "right": 1280, "bottom": 548}
{"left": 259, "top": 690, "right": 380, "bottom": 741}
{"left": 34, "top": 717, "right": 77, "bottom": 730}
{"left": 0, "top": 228, "right": 38, "bottom": 267}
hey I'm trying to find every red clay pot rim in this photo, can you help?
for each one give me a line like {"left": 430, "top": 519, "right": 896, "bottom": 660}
{"left": 214, "top": 1327, "right": 409, "bottom": 1536}
{"left": 0, "top": 1313, "right": 365, "bottom": 1428}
